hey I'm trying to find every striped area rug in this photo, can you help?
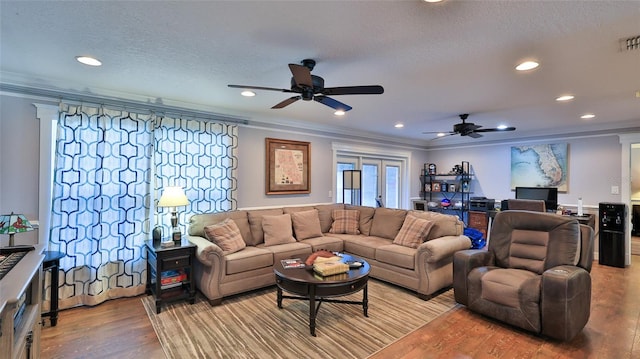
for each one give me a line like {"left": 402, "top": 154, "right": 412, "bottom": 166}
{"left": 142, "top": 280, "right": 457, "bottom": 359}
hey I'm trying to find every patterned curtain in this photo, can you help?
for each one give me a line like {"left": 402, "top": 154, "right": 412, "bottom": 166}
{"left": 49, "top": 104, "right": 153, "bottom": 308}
{"left": 153, "top": 116, "right": 238, "bottom": 236}
{"left": 48, "top": 105, "right": 239, "bottom": 309}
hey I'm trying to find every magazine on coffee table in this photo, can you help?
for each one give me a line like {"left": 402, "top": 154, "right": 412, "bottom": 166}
{"left": 281, "top": 258, "right": 305, "bottom": 269}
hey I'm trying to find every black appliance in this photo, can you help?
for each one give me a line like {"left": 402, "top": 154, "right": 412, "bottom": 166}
{"left": 469, "top": 198, "right": 495, "bottom": 212}
{"left": 599, "top": 202, "right": 626, "bottom": 268}
{"left": 632, "top": 204, "right": 640, "bottom": 236}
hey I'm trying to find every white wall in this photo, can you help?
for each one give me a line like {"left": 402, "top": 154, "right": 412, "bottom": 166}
{"left": 426, "top": 135, "right": 623, "bottom": 210}
{"left": 0, "top": 94, "right": 44, "bottom": 245}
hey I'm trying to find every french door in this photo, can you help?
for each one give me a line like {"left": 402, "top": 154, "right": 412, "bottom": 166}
{"left": 337, "top": 155, "right": 402, "bottom": 208}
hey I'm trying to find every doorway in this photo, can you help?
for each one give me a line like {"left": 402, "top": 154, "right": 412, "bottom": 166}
{"left": 337, "top": 155, "right": 402, "bottom": 208}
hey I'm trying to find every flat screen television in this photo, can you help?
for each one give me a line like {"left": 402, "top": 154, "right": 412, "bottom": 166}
{"left": 515, "top": 186, "right": 558, "bottom": 211}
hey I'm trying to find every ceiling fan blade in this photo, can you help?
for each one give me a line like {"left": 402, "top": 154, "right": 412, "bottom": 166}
{"left": 228, "top": 84, "right": 295, "bottom": 93}
{"left": 474, "top": 127, "right": 517, "bottom": 133}
{"left": 271, "top": 96, "right": 301, "bottom": 109}
{"left": 288, "top": 64, "right": 313, "bottom": 88}
{"left": 322, "top": 85, "right": 384, "bottom": 96}
{"left": 428, "top": 132, "right": 457, "bottom": 140}
{"left": 314, "top": 96, "right": 352, "bottom": 112}
{"left": 466, "top": 132, "right": 483, "bottom": 138}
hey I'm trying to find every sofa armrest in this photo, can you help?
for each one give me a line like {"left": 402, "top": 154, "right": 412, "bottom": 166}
{"left": 419, "top": 235, "right": 472, "bottom": 263}
{"left": 541, "top": 265, "right": 591, "bottom": 340}
{"left": 187, "top": 235, "right": 224, "bottom": 267}
{"left": 453, "top": 249, "right": 493, "bottom": 305}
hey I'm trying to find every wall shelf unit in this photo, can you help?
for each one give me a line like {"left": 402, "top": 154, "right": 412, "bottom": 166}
{"left": 418, "top": 162, "right": 472, "bottom": 224}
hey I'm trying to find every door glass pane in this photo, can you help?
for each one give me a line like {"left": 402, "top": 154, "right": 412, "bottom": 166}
{"left": 385, "top": 165, "right": 399, "bottom": 208}
{"left": 337, "top": 162, "right": 355, "bottom": 203}
{"left": 362, "top": 164, "right": 378, "bottom": 207}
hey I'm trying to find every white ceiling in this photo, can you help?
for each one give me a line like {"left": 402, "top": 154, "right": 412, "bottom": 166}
{"left": 1, "top": 1, "right": 639, "bottom": 147}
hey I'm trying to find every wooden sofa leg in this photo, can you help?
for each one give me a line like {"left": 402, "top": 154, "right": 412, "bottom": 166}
{"left": 208, "top": 298, "right": 222, "bottom": 306}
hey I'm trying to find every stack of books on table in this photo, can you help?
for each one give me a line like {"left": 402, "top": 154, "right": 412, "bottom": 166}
{"left": 313, "top": 260, "right": 349, "bottom": 276}
{"left": 160, "top": 269, "right": 186, "bottom": 289}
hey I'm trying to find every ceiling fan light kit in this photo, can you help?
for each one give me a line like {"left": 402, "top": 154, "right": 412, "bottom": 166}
{"left": 228, "top": 59, "right": 383, "bottom": 112}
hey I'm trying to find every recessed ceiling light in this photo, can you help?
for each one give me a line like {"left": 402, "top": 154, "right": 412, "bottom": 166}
{"left": 556, "top": 95, "right": 575, "bottom": 102}
{"left": 75, "top": 56, "right": 102, "bottom": 66}
{"left": 423, "top": 0, "right": 444, "bottom": 2}
{"left": 334, "top": 110, "right": 346, "bottom": 116}
{"left": 240, "top": 90, "right": 255, "bottom": 97}
{"left": 437, "top": 132, "right": 446, "bottom": 137}
{"left": 497, "top": 124, "right": 509, "bottom": 130}
{"left": 394, "top": 123, "right": 404, "bottom": 128}
{"left": 580, "top": 114, "right": 595, "bottom": 119}
{"left": 515, "top": 61, "right": 539, "bottom": 71}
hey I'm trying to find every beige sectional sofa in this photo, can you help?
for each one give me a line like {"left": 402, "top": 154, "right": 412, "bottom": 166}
{"left": 187, "top": 203, "right": 471, "bottom": 305}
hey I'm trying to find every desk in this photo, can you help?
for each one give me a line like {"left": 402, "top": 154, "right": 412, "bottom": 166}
{"left": 42, "top": 250, "right": 65, "bottom": 327}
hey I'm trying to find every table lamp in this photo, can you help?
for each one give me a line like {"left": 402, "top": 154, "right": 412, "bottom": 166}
{"left": 158, "top": 187, "right": 189, "bottom": 245}
{"left": 0, "top": 212, "right": 35, "bottom": 247}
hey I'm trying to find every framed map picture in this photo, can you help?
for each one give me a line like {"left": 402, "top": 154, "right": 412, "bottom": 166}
{"left": 266, "top": 138, "right": 311, "bottom": 195}
{"left": 510, "top": 143, "right": 568, "bottom": 191}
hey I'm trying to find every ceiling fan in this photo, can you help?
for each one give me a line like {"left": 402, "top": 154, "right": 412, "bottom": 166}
{"left": 228, "top": 59, "right": 384, "bottom": 112}
{"left": 424, "top": 114, "right": 516, "bottom": 139}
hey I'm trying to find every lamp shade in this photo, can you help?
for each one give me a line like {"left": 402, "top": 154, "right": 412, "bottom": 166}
{"left": 158, "top": 187, "right": 189, "bottom": 207}
{"left": 0, "top": 213, "right": 34, "bottom": 235}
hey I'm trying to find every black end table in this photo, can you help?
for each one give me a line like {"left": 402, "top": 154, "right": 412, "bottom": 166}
{"left": 42, "top": 250, "right": 65, "bottom": 326}
{"left": 145, "top": 238, "right": 196, "bottom": 313}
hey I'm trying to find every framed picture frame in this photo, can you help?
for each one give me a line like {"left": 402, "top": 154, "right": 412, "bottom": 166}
{"left": 265, "top": 138, "right": 311, "bottom": 195}
{"left": 461, "top": 161, "right": 470, "bottom": 175}
{"left": 431, "top": 182, "right": 441, "bottom": 192}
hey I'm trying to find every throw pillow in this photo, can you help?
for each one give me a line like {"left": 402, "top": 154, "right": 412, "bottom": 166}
{"left": 393, "top": 215, "right": 436, "bottom": 248}
{"left": 262, "top": 214, "right": 296, "bottom": 246}
{"left": 290, "top": 209, "right": 324, "bottom": 240}
{"left": 203, "top": 218, "right": 246, "bottom": 254}
{"left": 329, "top": 209, "right": 360, "bottom": 235}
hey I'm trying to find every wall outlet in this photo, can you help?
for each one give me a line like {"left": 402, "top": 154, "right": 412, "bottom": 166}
{"left": 611, "top": 185, "right": 619, "bottom": 195}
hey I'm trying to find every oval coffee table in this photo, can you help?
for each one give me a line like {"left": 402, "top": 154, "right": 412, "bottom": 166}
{"left": 273, "top": 253, "right": 370, "bottom": 336}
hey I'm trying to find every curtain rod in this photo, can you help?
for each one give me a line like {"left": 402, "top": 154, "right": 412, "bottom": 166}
{"left": 0, "top": 83, "right": 249, "bottom": 125}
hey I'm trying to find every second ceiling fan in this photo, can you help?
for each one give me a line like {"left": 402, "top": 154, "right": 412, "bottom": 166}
{"left": 228, "top": 59, "right": 384, "bottom": 112}
{"left": 424, "top": 114, "right": 516, "bottom": 139}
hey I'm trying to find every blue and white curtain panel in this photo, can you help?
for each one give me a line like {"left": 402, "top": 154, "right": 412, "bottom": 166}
{"left": 48, "top": 103, "right": 238, "bottom": 309}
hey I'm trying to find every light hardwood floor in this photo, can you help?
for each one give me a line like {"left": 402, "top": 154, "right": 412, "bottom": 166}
{"left": 42, "top": 256, "right": 640, "bottom": 359}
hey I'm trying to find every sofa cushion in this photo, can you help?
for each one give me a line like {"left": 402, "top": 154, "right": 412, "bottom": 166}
{"left": 408, "top": 210, "right": 464, "bottom": 240}
{"left": 189, "top": 210, "right": 253, "bottom": 245}
{"left": 376, "top": 244, "right": 416, "bottom": 270}
{"left": 262, "top": 213, "right": 296, "bottom": 246}
{"left": 370, "top": 208, "right": 407, "bottom": 240}
{"left": 329, "top": 209, "right": 360, "bottom": 234}
{"left": 290, "top": 209, "right": 324, "bottom": 240}
{"left": 203, "top": 218, "right": 246, "bottom": 254}
{"left": 283, "top": 206, "right": 315, "bottom": 214}
{"left": 342, "top": 235, "right": 392, "bottom": 259}
{"left": 298, "top": 235, "right": 344, "bottom": 252}
{"left": 225, "top": 246, "right": 273, "bottom": 275}
{"left": 247, "top": 208, "right": 284, "bottom": 245}
{"left": 315, "top": 204, "right": 344, "bottom": 233}
{"left": 393, "top": 215, "right": 435, "bottom": 248}
{"left": 257, "top": 242, "right": 312, "bottom": 263}
{"left": 345, "top": 205, "right": 375, "bottom": 235}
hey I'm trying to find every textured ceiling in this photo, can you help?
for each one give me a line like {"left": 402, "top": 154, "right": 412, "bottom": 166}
{"left": 1, "top": 1, "right": 639, "bottom": 147}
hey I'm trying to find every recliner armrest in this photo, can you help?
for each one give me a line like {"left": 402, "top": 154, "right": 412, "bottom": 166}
{"left": 541, "top": 265, "right": 591, "bottom": 340}
{"left": 453, "top": 249, "right": 493, "bottom": 305}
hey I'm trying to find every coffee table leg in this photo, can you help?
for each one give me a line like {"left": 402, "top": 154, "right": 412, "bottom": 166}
{"left": 309, "top": 285, "right": 317, "bottom": 336}
{"left": 277, "top": 287, "right": 283, "bottom": 309}
{"left": 363, "top": 283, "right": 369, "bottom": 317}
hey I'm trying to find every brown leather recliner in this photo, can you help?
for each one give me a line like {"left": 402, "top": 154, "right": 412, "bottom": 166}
{"left": 453, "top": 210, "right": 594, "bottom": 341}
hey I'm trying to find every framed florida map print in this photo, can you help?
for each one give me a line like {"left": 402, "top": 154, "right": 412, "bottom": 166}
{"left": 266, "top": 138, "right": 311, "bottom": 195}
